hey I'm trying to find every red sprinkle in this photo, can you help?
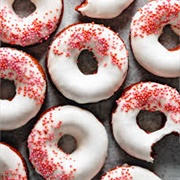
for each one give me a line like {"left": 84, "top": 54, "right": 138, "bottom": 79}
{"left": 0, "top": 5, "right": 61, "bottom": 46}
{"left": 28, "top": 107, "right": 76, "bottom": 179}
{"left": 0, "top": 48, "right": 46, "bottom": 105}
{"left": 117, "top": 82, "right": 180, "bottom": 123}
{"left": 131, "top": 0, "right": 180, "bottom": 37}
{"left": 52, "top": 23, "right": 127, "bottom": 70}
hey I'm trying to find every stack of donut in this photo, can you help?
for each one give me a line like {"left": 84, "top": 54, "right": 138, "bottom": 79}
{"left": 0, "top": 0, "right": 179, "bottom": 179}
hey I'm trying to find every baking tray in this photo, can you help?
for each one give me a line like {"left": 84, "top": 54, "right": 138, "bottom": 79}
{"left": 1, "top": 0, "right": 180, "bottom": 179}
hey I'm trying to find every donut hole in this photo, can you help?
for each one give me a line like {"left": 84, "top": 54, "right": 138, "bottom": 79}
{"left": 159, "top": 25, "right": 179, "bottom": 50}
{"left": 58, "top": 135, "right": 77, "bottom": 154}
{"left": 0, "top": 79, "right": 16, "bottom": 100}
{"left": 77, "top": 49, "right": 98, "bottom": 75}
{"left": 136, "top": 110, "right": 167, "bottom": 133}
{"left": 12, "top": 0, "right": 36, "bottom": 18}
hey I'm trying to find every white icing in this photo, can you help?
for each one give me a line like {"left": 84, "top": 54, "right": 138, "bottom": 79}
{"left": 0, "top": 48, "right": 46, "bottom": 130}
{"left": 112, "top": 82, "right": 180, "bottom": 162}
{"left": 0, "top": 143, "right": 27, "bottom": 179}
{"left": 76, "top": 0, "right": 134, "bottom": 19}
{"left": 0, "top": 0, "right": 63, "bottom": 46}
{"left": 28, "top": 105, "right": 108, "bottom": 180}
{"left": 101, "top": 165, "right": 161, "bottom": 179}
{"left": 131, "top": 0, "right": 180, "bottom": 78}
{"left": 47, "top": 23, "right": 128, "bottom": 104}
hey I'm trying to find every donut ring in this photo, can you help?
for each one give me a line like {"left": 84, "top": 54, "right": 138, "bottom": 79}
{"left": 112, "top": 82, "right": 180, "bottom": 162}
{"left": 0, "top": 0, "right": 63, "bottom": 46}
{"left": 28, "top": 105, "right": 108, "bottom": 180}
{"left": 101, "top": 164, "right": 161, "bottom": 179}
{"left": 0, "top": 48, "right": 46, "bottom": 130}
{"left": 131, "top": 0, "right": 180, "bottom": 77}
{"left": 76, "top": 0, "right": 134, "bottom": 19}
{"left": 0, "top": 142, "right": 27, "bottom": 179}
{"left": 47, "top": 23, "right": 128, "bottom": 104}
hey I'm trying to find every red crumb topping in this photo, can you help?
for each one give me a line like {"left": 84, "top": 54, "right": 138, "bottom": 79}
{"left": 28, "top": 107, "right": 76, "bottom": 179}
{"left": 52, "top": 23, "right": 127, "bottom": 70}
{"left": 0, "top": 48, "right": 46, "bottom": 105}
{"left": 0, "top": 6, "right": 61, "bottom": 46}
{"left": 131, "top": 0, "right": 180, "bottom": 37}
{"left": 117, "top": 82, "right": 180, "bottom": 123}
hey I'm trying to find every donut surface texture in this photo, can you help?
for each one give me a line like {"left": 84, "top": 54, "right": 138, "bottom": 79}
{"left": 76, "top": 0, "right": 134, "bottom": 19}
{"left": 0, "top": 0, "right": 63, "bottom": 46}
{"left": 28, "top": 105, "right": 108, "bottom": 180}
{"left": 112, "top": 82, "right": 180, "bottom": 162}
{"left": 131, "top": 0, "right": 180, "bottom": 77}
{"left": 0, "top": 142, "right": 27, "bottom": 180}
{"left": 0, "top": 48, "right": 46, "bottom": 130}
{"left": 101, "top": 164, "right": 161, "bottom": 180}
{"left": 47, "top": 23, "right": 128, "bottom": 104}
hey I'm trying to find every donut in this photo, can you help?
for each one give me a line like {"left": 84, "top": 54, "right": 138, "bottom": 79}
{"left": 76, "top": 0, "right": 134, "bottom": 19}
{"left": 112, "top": 82, "right": 180, "bottom": 162}
{"left": 0, "top": 0, "right": 63, "bottom": 46}
{"left": 28, "top": 105, "right": 108, "bottom": 180}
{"left": 47, "top": 23, "right": 128, "bottom": 104}
{"left": 101, "top": 164, "right": 161, "bottom": 179}
{"left": 0, "top": 142, "right": 27, "bottom": 179}
{"left": 130, "top": 0, "right": 180, "bottom": 78}
{"left": 0, "top": 47, "right": 46, "bottom": 130}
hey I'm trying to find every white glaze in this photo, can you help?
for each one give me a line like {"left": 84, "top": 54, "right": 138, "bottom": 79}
{"left": 0, "top": 143, "right": 27, "bottom": 179}
{"left": 101, "top": 164, "right": 161, "bottom": 179}
{"left": 76, "top": 0, "right": 134, "bottom": 19}
{"left": 131, "top": 0, "right": 180, "bottom": 78}
{"left": 112, "top": 82, "right": 180, "bottom": 162}
{"left": 28, "top": 105, "right": 108, "bottom": 180}
{"left": 48, "top": 23, "right": 128, "bottom": 104}
{"left": 0, "top": 0, "right": 63, "bottom": 46}
{"left": 0, "top": 48, "right": 46, "bottom": 130}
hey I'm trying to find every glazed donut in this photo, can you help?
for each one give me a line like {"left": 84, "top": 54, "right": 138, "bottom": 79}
{"left": 0, "top": 47, "right": 46, "bottom": 130}
{"left": 47, "top": 23, "right": 128, "bottom": 104}
{"left": 0, "top": 142, "right": 27, "bottom": 179}
{"left": 131, "top": 0, "right": 180, "bottom": 78}
{"left": 0, "top": 0, "right": 63, "bottom": 46}
{"left": 28, "top": 105, "right": 108, "bottom": 180}
{"left": 112, "top": 82, "right": 180, "bottom": 162}
{"left": 101, "top": 164, "right": 161, "bottom": 180}
{"left": 76, "top": 0, "right": 134, "bottom": 19}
